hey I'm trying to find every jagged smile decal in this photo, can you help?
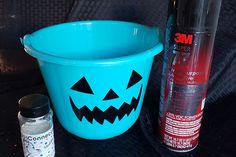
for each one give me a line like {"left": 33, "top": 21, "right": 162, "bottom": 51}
{"left": 69, "top": 70, "right": 143, "bottom": 125}
{"left": 70, "top": 85, "right": 142, "bottom": 124}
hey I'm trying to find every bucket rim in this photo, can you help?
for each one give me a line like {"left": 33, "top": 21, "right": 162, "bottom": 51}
{"left": 22, "top": 20, "right": 163, "bottom": 66}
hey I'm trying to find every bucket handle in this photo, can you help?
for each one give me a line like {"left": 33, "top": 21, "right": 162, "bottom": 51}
{"left": 20, "top": 34, "right": 31, "bottom": 46}
{"left": 152, "top": 27, "right": 164, "bottom": 43}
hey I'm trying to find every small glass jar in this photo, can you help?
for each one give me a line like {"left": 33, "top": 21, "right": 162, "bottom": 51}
{"left": 18, "top": 94, "right": 55, "bottom": 157}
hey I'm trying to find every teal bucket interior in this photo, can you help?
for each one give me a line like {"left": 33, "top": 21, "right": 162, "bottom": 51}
{"left": 22, "top": 20, "right": 163, "bottom": 139}
{"left": 23, "top": 20, "right": 163, "bottom": 65}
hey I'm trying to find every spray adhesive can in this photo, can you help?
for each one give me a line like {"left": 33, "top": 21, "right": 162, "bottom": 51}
{"left": 159, "top": 0, "right": 222, "bottom": 152}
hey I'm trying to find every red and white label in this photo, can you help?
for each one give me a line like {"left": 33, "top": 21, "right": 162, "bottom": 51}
{"left": 159, "top": 32, "right": 214, "bottom": 151}
{"left": 161, "top": 112, "right": 202, "bottom": 150}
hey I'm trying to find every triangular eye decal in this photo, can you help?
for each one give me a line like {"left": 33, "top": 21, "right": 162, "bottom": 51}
{"left": 127, "top": 70, "right": 142, "bottom": 89}
{"left": 71, "top": 77, "right": 94, "bottom": 94}
{"left": 103, "top": 89, "right": 119, "bottom": 100}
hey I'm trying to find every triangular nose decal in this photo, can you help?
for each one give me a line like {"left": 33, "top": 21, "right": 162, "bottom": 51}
{"left": 103, "top": 89, "right": 119, "bottom": 100}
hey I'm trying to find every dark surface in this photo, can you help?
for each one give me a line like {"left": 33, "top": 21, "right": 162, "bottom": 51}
{"left": 0, "top": 0, "right": 236, "bottom": 156}
{"left": 140, "top": 93, "right": 236, "bottom": 157}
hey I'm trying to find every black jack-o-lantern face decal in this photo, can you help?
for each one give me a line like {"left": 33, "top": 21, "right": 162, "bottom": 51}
{"left": 69, "top": 70, "right": 143, "bottom": 125}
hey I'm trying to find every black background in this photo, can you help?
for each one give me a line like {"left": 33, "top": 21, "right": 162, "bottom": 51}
{"left": 0, "top": 0, "right": 236, "bottom": 156}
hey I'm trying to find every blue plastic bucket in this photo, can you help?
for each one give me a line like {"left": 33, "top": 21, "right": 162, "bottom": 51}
{"left": 22, "top": 20, "right": 163, "bottom": 139}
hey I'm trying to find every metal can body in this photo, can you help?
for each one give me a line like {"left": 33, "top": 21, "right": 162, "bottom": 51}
{"left": 159, "top": 0, "right": 222, "bottom": 152}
